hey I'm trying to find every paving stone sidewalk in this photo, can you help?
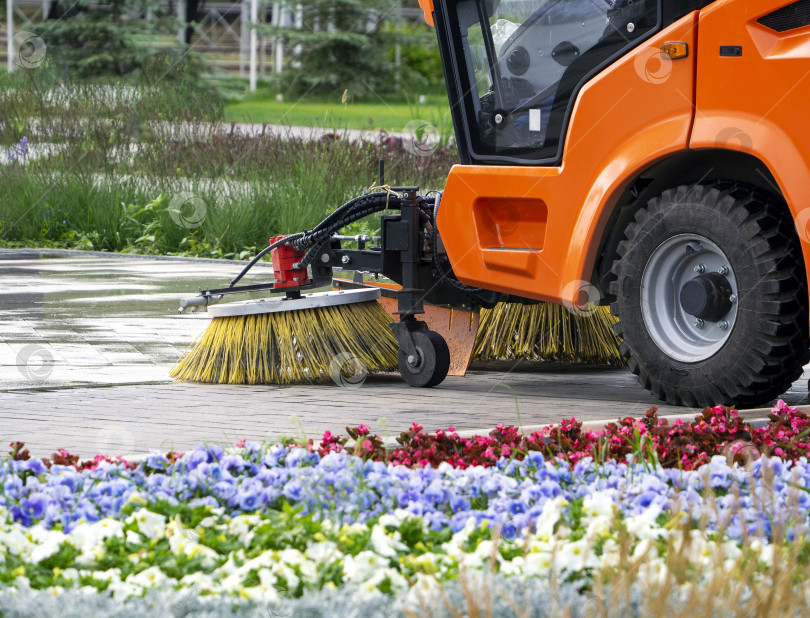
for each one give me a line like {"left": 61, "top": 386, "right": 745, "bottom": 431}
{"left": 1, "top": 249, "right": 807, "bottom": 457}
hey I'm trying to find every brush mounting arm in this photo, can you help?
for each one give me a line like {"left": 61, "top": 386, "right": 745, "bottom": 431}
{"left": 177, "top": 279, "right": 324, "bottom": 313}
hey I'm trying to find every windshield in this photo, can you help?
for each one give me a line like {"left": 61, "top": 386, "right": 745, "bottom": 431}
{"left": 454, "top": 0, "right": 656, "bottom": 159}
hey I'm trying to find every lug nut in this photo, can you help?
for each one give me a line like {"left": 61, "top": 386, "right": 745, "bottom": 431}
{"left": 729, "top": 294, "right": 737, "bottom": 303}
{"left": 694, "top": 264, "right": 705, "bottom": 274}
{"left": 494, "top": 113, "right": 504, "bottom": 125}
{"left": 718, "top": 265, "right": 729, "bottom": 275}
{"left": 694, "top": 319, "right": 704, "bottom": 328}
{"left": 341, "top": 255, "right": 351, "bottom": 265}
{"left": 719, "top": 321, "right": 729, "bottom": 330}
{"left": 407, "top": 355, "right": 416, "bottom": 365}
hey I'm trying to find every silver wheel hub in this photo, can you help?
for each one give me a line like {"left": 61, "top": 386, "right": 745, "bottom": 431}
{"left": 641, "top": 234, "right": 738, "bottom": 363}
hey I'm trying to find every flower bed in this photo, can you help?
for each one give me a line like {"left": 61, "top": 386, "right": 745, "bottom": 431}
{"left": 319, "top": 401, "right": 810, "bottom": 470}
{"left": 1, "top": 402, "right": 810, "bottom": 615}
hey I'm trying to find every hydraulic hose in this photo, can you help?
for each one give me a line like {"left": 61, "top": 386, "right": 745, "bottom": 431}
{"left": 228, "top": 190, "right": 402, "bottom": 287}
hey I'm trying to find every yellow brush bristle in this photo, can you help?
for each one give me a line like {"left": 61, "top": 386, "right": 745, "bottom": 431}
{"left": 472, "top": 302, "right": 624, "bottom": 365}
{"left": 170, "top": 300, "right": 399, "bottom": 384}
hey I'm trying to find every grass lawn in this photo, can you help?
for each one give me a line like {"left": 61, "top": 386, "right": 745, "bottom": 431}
{"left": 223, "top": 90, "right": 453, "bottom": 133}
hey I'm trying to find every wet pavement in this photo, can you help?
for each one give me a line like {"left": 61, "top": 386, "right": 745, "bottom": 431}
{"left": 1, "top": 248, "right": 808, "bottom": 457}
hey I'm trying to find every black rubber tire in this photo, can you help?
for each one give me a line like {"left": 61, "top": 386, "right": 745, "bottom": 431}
{"left": 609, "top": 182, "right": 809, "bottom": 408}
{"left": 398, "top": 330, "right": 451, "bottom": 388}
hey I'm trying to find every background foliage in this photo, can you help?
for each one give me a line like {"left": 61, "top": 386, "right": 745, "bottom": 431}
{"left": 30, "top": 0, "right": 188, "bottom": 79}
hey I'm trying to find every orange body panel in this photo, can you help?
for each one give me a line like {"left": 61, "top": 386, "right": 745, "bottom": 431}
{"left": 690, "top": 0, "right": 810, "bottom": 287}
{"left": 419, "top": 0, "right": 435, "bottom": 27}
{"left": 439, "top": 14, "right": 700, "bottom": 306}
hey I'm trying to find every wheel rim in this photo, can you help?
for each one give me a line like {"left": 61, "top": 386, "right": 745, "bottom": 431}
{"left": 405, "top": 346, "right": 425, "bottom": 373}
{"left": 641, "top": 234, "right": 738, "bottom": 363}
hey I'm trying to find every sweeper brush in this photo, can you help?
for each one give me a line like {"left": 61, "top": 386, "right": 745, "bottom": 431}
{"left": 170, "top": 290, "right": 398, "bottom": 384}
{"left": 473, "top": 303, "right": 623, "bottom": 365}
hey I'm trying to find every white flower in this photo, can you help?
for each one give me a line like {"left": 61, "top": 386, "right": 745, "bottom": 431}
{"left": 499, "top": 555, "right": 524, "bottom": 576}
{"left": 126, "top": 509, "right": 166, "bottom": 540}
{"left": 30, "top": 535, "right": 64, "bottom": 563}
{"left": 524, "top": 551, "right": 553, "bottom": 573}
{"left": 637, "top": 557, "right": 669, "bottom": 587}
{"left": 0, "top": 529, "right": 34, "bottom": 557}
{"left": 199, "top": 515, "right": 218, "bottom": 528}
{"left": 444, "top": 519, "right": 478, "bottom": 559}
{"left": 69, "top": 519, "right": 124, "bottom": 565}
{"left": 583, "top": 492, "right": 616, "bottom": 520}
{"left": 107, "top": 580, "right": 142, "bottom": 600}
{"left": 600, "top": 538, "right": 621, "bottom": 568}
{"left": 535, "top": 497, "right": 566, "bottom": 538}
{"left": 61, "top": 568, "right": 80, "bottom": 581}
{"left": 220, "top": 572, "right": 247, "bottom": 594}
{"left": 362, "top": 567, "right": 409, "bottom": 596}
{"left": 378, "top": 513, "right": 401, "bottom": 529}
{"left": 631, "top": 538, "right": 658, "bottom": 560}
{"left": 91, "top": 568, "right": 121, "bottom": 583}
{"left": 460, "top": 539, "right": 499, "bottom": 570}
{"left": 168, "top": 534, "right": 219, "bottom": 568}
{"left": 227, "top": 514, "right": 259, "bottom": 545}
{"left": 585, "top": 515, "right": 613, "bottom": 539}
{"left": 180, "top": 571, "right": 220, "bottom": 593}
{"left": 306, "top": 540, "right": 340, "bottom": 563}
{"left": 555, "top": 538, "right": 599, "bottom": 573}
{"left": 343, "top": 550, "right": 389, "bottom": 582}
{"left": 371, "top": 524, "right": 407, "bottom": 558}
{"left": 127, "top": 566, "right": 170, "bottom": 588}
{"left": 750, "top": 539, "right": 775, "bottom": 566}
{"left": 276, "top": 549, "right": 317, "bottom": 583}
{"left": 270, "top": 561, "right": 301, "bottom": 590}
{"left": 624, "top": 505, "right": 664, "bottom": 540}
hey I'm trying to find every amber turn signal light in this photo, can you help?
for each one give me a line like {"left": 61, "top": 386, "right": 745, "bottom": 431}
{"left": 660, "top": 42, "right": 689, "bottom": 59}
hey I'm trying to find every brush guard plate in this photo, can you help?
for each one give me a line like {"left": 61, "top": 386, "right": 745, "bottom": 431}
{"left": 208, "top": 288, "right": 381, "bottom": 318}
{"left": 333, "top": 279, "right": 478, "bottom": 377}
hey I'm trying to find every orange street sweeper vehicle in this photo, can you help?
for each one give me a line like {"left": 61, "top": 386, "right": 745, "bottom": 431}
{"left": 425, "top": 0, "right": 810, "bottom": 407}
{"left": 177, "top": 0, "right": 810, "bottom": 409}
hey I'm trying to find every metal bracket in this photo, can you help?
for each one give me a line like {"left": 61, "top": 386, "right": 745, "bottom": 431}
{"left": 177, "top": 280, "right": 315, "bottom": 313}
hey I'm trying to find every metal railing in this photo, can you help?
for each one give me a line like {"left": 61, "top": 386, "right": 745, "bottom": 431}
{"left": 2, "top": 1, "right": 418, "bottom": 90}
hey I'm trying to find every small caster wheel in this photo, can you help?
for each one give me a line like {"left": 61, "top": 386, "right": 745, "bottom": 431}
{"left": 398, "top": 330, "right": 450, "bottom": 388}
